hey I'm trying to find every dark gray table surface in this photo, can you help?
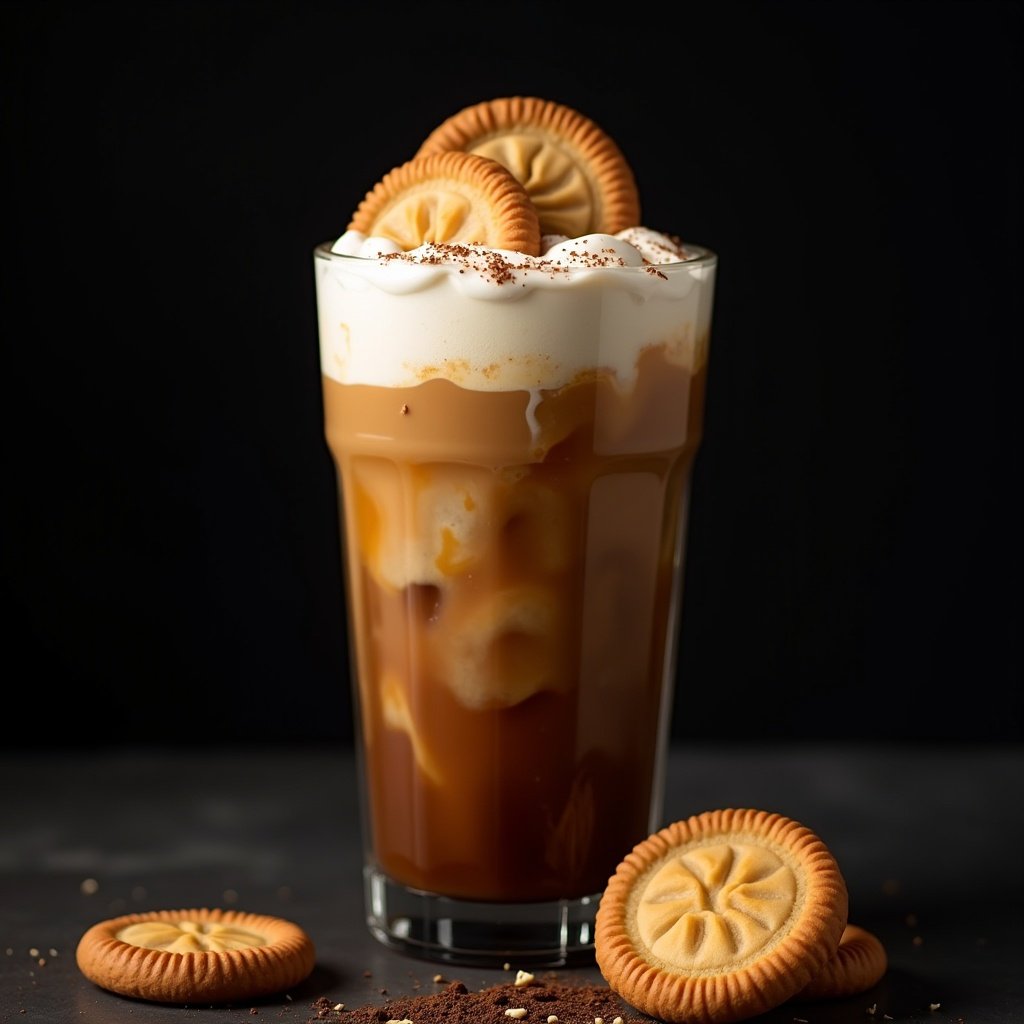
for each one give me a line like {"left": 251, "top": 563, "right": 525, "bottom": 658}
{"left": 2, "top": 741, "right": 1022, "bottom": 1023}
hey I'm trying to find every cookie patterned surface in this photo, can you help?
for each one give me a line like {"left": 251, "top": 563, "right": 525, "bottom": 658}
{"left": 595, "top": 808, "right": 849, "bottom": 1024}
{"left": 347, "top": 150, "right": 541, "bottom": 254}
{"left": 415, "top": 96, "right": 641, "bottom": 237}
{"left": 76, "top": 907, "right": 316, "bottom": 1004}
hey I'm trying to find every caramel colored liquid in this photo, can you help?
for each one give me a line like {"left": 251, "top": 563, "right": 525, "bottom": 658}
{"left": 324, "top": 346, "right": 706, "bottom": 902}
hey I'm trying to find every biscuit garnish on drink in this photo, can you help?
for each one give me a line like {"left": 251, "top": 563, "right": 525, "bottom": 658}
{"left": 414, "top": 95, "right": 641, "bottom": 237}
{"left": 347, "top": 150, "right": 541, "bottom": 254}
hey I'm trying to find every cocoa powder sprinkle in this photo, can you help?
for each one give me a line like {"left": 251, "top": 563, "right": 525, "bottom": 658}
{"left": 306, "top": 980, "right": 651, "bottom": 1023}
{"left": 376, "top": 241, "right": 679, "bottom": 283}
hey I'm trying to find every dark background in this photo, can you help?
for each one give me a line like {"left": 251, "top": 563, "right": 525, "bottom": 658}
{"left": 2, "top": 1, "right": 1020, "bottom": 747}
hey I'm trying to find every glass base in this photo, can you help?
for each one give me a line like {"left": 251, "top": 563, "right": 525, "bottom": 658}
{"left": 364, "top": 866, "right": 600, "bottom": 967}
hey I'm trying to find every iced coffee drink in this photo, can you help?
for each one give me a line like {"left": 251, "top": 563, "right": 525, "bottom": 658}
{"left": 314, "top": 97, "right": 716, "bottom": 965}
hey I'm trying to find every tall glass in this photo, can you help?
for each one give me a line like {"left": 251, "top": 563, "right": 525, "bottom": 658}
{"left": 314, "top": 241, "right": 716, "bottom": 966}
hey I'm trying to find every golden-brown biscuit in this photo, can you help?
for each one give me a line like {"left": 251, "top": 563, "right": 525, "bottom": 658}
{"left": 414, "top": 96, "right": 641, "bottom": 237}
{"left": 594, "top": 808, "right": 849, "bottom": 1024}
{"left": 794, "top": 923, "right": 888, "bottom": 1000}
{"left": 75, "top": 907, "right": 316, "bottom": 1005}
{"left": 347, "top": 150, "right": 541, "bottom": 255}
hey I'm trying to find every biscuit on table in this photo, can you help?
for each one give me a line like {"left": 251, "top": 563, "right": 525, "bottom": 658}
{"left": 75, "top": 907, "right": 315, "bottom": 1004}
{"left": 594, "top": 807, "right": 849, "bottom": 1024}
{"left": 794, "top": 923, "right": 888, "bottom": 1000}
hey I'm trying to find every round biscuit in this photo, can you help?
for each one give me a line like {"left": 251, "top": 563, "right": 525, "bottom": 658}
{"left": 415, "top": 96, "right": 641, "bottom": 237}
{"left": 594, "top": 807, "right": 849, "bottom": 1024}
{"left": 347, "top": 150, "right": 541, "bottom": 254}
{"left": 75, "top": 907, "right": 316, "bottom": 1005}
{"left": 794, "top": 923, "right": 888, "bottom": 1000}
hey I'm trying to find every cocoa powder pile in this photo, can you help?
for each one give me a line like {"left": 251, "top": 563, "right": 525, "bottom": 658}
{"left": 306, "top": 978, "right": 655, "bottom": 1023}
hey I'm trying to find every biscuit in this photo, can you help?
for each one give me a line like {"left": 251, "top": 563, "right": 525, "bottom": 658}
{"left": 794, "top": 923, "right": 888, "bottom": 1000}
{"left": 75, "top": 907, "right": 316, "bottom": 1004}
{"left": 347, "top": 150, "right": 541, "bottom": 255}
{"left": 414, "top": 96, "right": 641, "bottom": 237}
{"left": 594, "top": 808, "right": 849, "bottom": 1024}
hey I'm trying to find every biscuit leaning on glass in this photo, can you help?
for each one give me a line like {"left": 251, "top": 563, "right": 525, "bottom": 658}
{"left": 314, "top": 95, "right": 717, "bottom": 966}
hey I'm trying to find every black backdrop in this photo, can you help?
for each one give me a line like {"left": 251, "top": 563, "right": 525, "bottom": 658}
{"left": 3, "top": 1, "right": 1020, "bottom": 747}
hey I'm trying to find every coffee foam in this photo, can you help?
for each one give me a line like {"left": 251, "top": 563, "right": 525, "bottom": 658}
{"left": 315, "top": 229, "right": 716, "bottom": 393}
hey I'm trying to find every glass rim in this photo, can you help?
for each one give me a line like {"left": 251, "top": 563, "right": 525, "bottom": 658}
{"left": 313, "top": 238, "right": 717, "bottom": 270}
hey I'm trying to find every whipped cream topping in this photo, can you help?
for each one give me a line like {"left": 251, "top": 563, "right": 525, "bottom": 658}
{"left": 332, "top": 225, "right": 690, "bottom": 269}
{"left": 315, "top": 227, "right": 716, "bottom": 393}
